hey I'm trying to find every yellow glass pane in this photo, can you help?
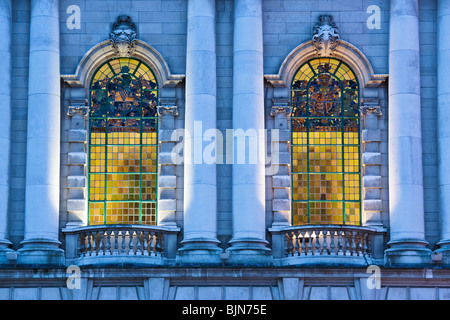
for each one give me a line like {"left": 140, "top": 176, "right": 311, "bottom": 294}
{"left": 89, "top": 174, "right": 105, "bottom": 201}
{"left": 141, "top": 202, "right": 156, "bottom": 225}
{"left": 345, "top": 202, "right": 360, "bottom": 225}
{"left": 142, "top": 130, "right": 157, "bottom": 145}
{"left": 292, "top": 202, "right": 308, "bottom": 225}
{"left": 142, "top": 146, "right": 158, "bottom": 173}
{"left": 141, "top": 174, "right": 157, "bottom": 201}
{"left": 105, "top": 174, "right": 140, "bottom": 201}
{"left": 89, "top": 202, "right": 105, "bottom": 225}
{"left": 108, "top": 58, "right": 121, "bottom": 75}
{"left": 292, "top": 174, "right": 308, "bottom": 201}
{"left": 89, "top": 146, "right": 105, "bottom": 172}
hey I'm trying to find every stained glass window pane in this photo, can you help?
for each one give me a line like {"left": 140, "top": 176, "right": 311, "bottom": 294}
{"left": 88, "top": 58, "right": 158, "bottom": 226}
{"left": 291, "top": 58, "right": 361, "bottom": 226}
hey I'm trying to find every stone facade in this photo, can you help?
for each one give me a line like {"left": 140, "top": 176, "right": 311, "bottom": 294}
{"left": 1, "top": 0, "right": 450, "bottom": 300}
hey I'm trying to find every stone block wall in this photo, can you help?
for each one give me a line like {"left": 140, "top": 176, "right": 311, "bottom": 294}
{"left": 5, "top": 0, "right": 442, "bottom": 253}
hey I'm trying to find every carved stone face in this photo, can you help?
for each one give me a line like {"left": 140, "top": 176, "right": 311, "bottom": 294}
{"left": 312, "top": 15, "right": 340, "bottom": 56}
{"left": 109, "top": 17, "right": 138, "bottom": 57}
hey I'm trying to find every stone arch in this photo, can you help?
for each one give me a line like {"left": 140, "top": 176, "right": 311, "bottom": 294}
{"left": 265, "top": 40, "right": 387, "bottom": 97}
{"left": 62, "top": 39, "right": 184, "bottom": 90}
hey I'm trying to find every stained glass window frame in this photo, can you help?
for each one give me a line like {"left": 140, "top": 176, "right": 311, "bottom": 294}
{"left": 88, "top": 57, "right": 159, "bottom": 226}
{"left": 290, "top": 58, "right": 361, "bottom": 226}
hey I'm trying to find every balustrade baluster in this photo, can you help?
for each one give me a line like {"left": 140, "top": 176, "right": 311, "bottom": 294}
{"left": 152, "top": 232, "right": 158, "bottom": 255}
{"left": 86, "top": 232, "right": 92, "bottom": 257}
{"left": 344, "top": 231, "right": 351, "bottom": 255}
{"left": 300, "top": 231, "right": 306, "bottom": 256}
{"left": 295, "top": 231, "right": 301, "bottom": 256}
{"left": 156, "top": 232, "right": 162, "bottom": 256}
{"left": 287, "top": 232, "right": 293, "bottom": 256}
{"left": 128, "top": 230, "right": 135, "bottom": 255}
{"left": 79, "top": 232, "right": 86, "bottom": 257}
{"left": 120, "top": 230, "right": 126, "bottom": 255}
{"left": 355, "top": 232, "right": 363, "bottom": 256}
{"left": 306, "top": 231, "right": 313, "bottom": 255}
{"left": 136, "top": 231, "right": 142, "bottom": 256}
{"left": 105, "top": 230, "right": 111, "bottom": 255}
{"left": 113, "top": 230, "right": 119, "bottom": 255}
{"left": 292, "top": 232, "right": 298, "bottom": 256}
{"left": 148, "top": 232, "right": 154, "bottom": 256}
{"left": 284, "top": 232, "right": 290, "bottom": 257}
{"left": 322, "top": 230, "right": 328, "bottom": 255}
{"left": 314, "top": 230, "right": 320, "bottom": 255}
{"left": 350, "top": 231, "right": 357, "bottom": 256}
{"left": 329, "top": 230, "right": 336, "bottom": 255}
{"left": 363, "top": 232, "right": 369, "bottom": 255}
{"left": 93, "top": 231, "right": 100, "bottom": 256}
{"left": 143, "top": 231, "right": 149, "bottom": 256}
{"left": 337, "top": 231, "right": 344, "bottom": 255}
{"left": 98, "top": 230, "right": 105, "bottom": 256}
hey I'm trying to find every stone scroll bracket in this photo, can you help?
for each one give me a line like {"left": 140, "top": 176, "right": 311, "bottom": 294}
{"left": 360, "top": 98, "right": 384, "bottom": 227}
{"left": 66, "top": 100, "right": 89, "bottom": 228}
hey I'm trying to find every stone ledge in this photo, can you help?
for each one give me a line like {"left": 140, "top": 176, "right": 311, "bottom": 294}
{"left": 67, "top": 176, "right": 86, "bottom": 188}
{"left": 362, "top": 152, "right": 381, "bottom": 165}
{"left": 159, "top": 129, "right": 179, "bottom": 142}
{"left": 159, "top": 199, "right": 177, "bottom": 211}
{"left": 68, "top": 152, "right": 87, "bottom": 165}
{"left": 273, "top": 175, "right": 290, "bottom": 188}
{"left": 68, "top": 129, "right": 87, "bottom": 143}
{"left": 67, "top": 199, "right": 86, "bottom": 212}
{"left": 362, "top": 129, "right": 381, "bottom": 142}
{"left": 159, "top": 152, "right": 177, "bottom": 165}
{"left": 158, "top": 176, "right": 177, "bottom": 188}
{"left": 363, "top": 175, "right": 382, "bottom": 188}
{"left": 273, "top": 199, "right": 290, "bottom": 211}
{"left": 363, "top": 199, "right": 382, "bottom": 211}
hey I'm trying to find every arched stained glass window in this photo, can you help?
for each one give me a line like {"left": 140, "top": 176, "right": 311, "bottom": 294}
{"left": 88, "top": 58, "right": 158, "bottom": 225}
{"left": 291, "top": 58, "right": 360, "bottom": 226}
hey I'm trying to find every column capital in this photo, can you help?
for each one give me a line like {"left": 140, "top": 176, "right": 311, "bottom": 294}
{"left": 157, "top": 105, "right": 179, "bottom": 116}
{"left": 360, "top": 99, "right": 382, "bottom": 117}
{"left": 67, "top": 105, "right": 89, "bottom": 117}
{"left": 270, "top": 99, "right": 292, "bottom": 117}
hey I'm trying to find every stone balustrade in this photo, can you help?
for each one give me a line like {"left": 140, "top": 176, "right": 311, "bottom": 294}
{"left": 63, "top": 225, "right": 180, "bottom": 266}
{"left": 270, "top": 225, "right": 385, "bottom": 266}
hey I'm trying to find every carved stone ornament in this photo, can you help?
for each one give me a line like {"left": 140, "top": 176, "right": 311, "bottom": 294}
{"left": 157, "top": 105, "right": 179, "bottom": 116}
{"left": 270, "top": 99, "right": 291, "bottom": 117}
{"left": 360, "top": 105, "right": 382, "bottom": 117}
{"left": 360, "top": 98, "right": 382, "bottom": 117}
{"left": 109, "top": 15, "right": 138, "bottom": 57}
{"left": 270, "top": 105, "right": 292, "bottom": 117}
{"left": 67, "top": 105, "right": 89, "bottom": 117}
{"left": 312, "top": 15, "right": 340, "bottom": 56}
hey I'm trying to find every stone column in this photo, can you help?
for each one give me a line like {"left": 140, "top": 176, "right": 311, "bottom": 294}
{"left": 227, "top": 0, "right": 271, "bottom": 264}
{"left": 177, "top": 0, "right": 222, "bottom": 263}
{"left": 0, "top": 0, "right": 14, "bottom": 263}
{"left": 17, "top": 0, "right": 64, "bottom": 265}
{"left": 385, "top": 0, "right": 431, "bottom": 265}
{"left": 436, "top": 0, "right": 450, "bottom": 264}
